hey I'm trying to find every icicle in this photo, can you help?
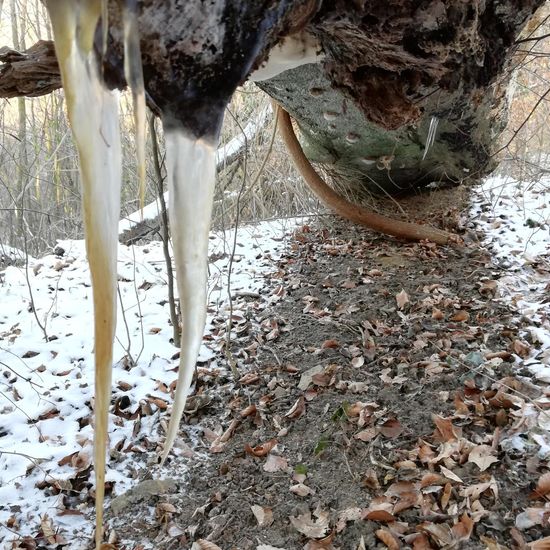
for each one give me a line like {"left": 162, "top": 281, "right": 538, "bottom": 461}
{"left": 46, "top": 2, "right": 121, "bottom": 548}
{"left": 422, "top": 116, "right": 438, "bottom": 161}
{"left": 161, "top": 130, "right": 216, "bottom": 462}
{"left": 122, "top": 0, "right": 147, "bottom": 213}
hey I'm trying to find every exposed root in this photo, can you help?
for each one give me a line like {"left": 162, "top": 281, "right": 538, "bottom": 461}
{"left": 276, "top": 105, "right": 456, "bottom": 245}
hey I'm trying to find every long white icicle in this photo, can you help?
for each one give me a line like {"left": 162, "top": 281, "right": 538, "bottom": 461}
{"left": 46, "top": 2, "right": 121, "bottom": 548}
{"left": 161, "top": 131, "right": 216, "bottom": 462}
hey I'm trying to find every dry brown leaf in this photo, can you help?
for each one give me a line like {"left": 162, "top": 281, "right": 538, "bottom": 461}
{"left": 250, "top": 504, "right": 274, "bottom": 527}
{"left": 290, "top": 482, "right": 315, "bottom": 497}
{"left": 239, "top": 372, "right": 260, "bottom": 385}
{"left": 411, "top": 533, "right": 431, "bottom": 550}
{"left": 432, "top": 414, "right": 459, "bottom": 442}
{"left": 245, "top": 438, "right": 277, "bottom": 457}
{"left": 375, "top": 528, "right": 400, "bottom": 549}
{"left": 440, "top": 465, "right": 463, "bottom": 483}
{"left": 321, "top": 339, "right": 340, "bottom": 349}
{"left": 355, "top": 428, "right": 378, "bottom": 442}
{"left": 441, "top": 482, "right": 452, "bottom": 510}
{"left": 396, "top": 289, "right": 409, "bottom": 310}
{"left": 449, "top": 310, "right": 469, "bottom": 322}
{"left": 191, "top": 541, "right": 222, "bottom": 550}
{"left": 529, "top": 472, "right": 550, "bottom": 500}
{"left": 285, "top": 396, "right": 305, "bottom": 420}
{"left": 529, "top": 535, "right": 550, "bottom": 549}
{"left": 335, "top": 507, "right": 362, "bottom": 532}
{"left": 289, "top": 508, "right": 330, "bottom": 539}
{"left": 418, "top": 521, "right": 454, "bottom": 546}
{"left": 468, "top": 444, "right": 499, "bottom": 471}
{"left": 516, "top": 508, "right": 547, "bottom": 530}
{"left": 240, "top": 403, "right": 257, "bottom": 418}
{"left": 512, "top": 339, "right": 531, "bottom": 358}
{"left": 432, "top": 308, "right": 444, "bottom": 320}
{"left": 263, "top": 454, "right": 288, "bottom": 473}
{"left": 451, "top": 513, "right": 473, "bottom": 540}
{"left": 379, "top": 418, "right": 403, "bottom": 439}
{"left": 364, "top": 510, "right": 396, "bottom": 522}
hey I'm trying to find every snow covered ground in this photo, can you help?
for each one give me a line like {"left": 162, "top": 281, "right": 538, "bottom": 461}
{"left": 0, "top": 175, "right": 549, "bottom": 546}
{"left": 0, "top": 218, "right": 301, "bottom": 547}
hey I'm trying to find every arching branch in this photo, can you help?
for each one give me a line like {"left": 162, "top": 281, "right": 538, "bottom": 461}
{"left": 276, "top": 105, "right": 455, "bottom": 245}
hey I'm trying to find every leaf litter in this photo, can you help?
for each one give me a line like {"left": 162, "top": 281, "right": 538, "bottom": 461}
{"left": 2, "top": 179, "right": 550, "bottom": 548}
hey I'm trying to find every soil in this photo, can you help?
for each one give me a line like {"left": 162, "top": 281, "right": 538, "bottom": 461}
{"left": 107, "top": 197, "right": 550, "bottom": 550}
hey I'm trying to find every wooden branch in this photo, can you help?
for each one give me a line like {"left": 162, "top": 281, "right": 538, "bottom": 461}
{"left": 0, "top": 40, "right": 61, "bottom": 98}
{"left": 276, "top": 105, "right": 455, "bottom": 245}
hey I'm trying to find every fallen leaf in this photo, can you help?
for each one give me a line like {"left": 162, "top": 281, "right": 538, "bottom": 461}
{"left": 322, "top": 339, "right": 340, "bottom": 349}
{"left": 449, "top": 310, "right": 469, "bottom": 322}
{"left": 336, "top": 507, "right": 362, "bottom": 532}
{"left": 240, "top": 404, "right": 257, "bottom": 418}
{"left": 440, "top": 466, "right": 463, "bottom": 483}
{"left": 529, "top": 535, "right": 550, "bottom": 549}
{"left": 451, "top": 513, "right": 473, "bottom": 540}
{"left": 290, "top": 483, "right": 315, "bottom": 497}
{"left": 351, "top": 356, "right": 365, "bottom": 368}
{"left": 191, "top": 541, "right": 222, "bottom": 550}
{"left": 396, "top": 289, "right": 409, "bottom": 309}
{"left": 432, "top": 415, "right": 459, "bottom": 442}
{"left": 250, "top": 504, "right": 274, "bottom": 527}
{"left": 512, "top": 339, "right": 531, "bottom": 358}
{"left": 299, "top": 365, "right": 325, "bottom": 390}
{"left": 529, "top": 472, "right": 550, "bottom": 500}
{"left": 289, "top": 508, "right": 330, "bottom": 539}
{"left": 285, "top": 396, "right": 305, "bottom": 420}
{"left": 364, "top": 510, "right": 396, "bottom": 522}
{"left": 375, "top": 528, "right": 400, "bottom": 549}
{"left": 379, "top": 418, "right": 403, "bottom": 439}
{"left": 355, "top": 428, "right": 378, "bottom": 442}
{"left": 263, "top": 454, "right": 288, "bottom": 473}
{"left": 432, "top": 308, "right": 444, "bottom": 320}
{"left": 245, "top": 438, "right": 277, "bottom": 457}
{"left": 516, "top": 508, "right": 547, "bottom": 530}
{"left": 468, "top": 445, "right": 499, "bottom": 471}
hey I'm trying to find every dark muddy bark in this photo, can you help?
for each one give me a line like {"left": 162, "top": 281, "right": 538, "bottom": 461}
{"left": 0, "top": 0, "right": 544, "bottom": 192}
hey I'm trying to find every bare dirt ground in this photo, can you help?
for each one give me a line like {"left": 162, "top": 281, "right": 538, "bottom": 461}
{"left": 107, "top": 195, "right": 550, "bottom": 550}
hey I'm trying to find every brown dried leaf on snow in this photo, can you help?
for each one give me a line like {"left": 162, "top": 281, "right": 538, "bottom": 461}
{"left": 396, "top": 289, "right": 409, "bottom": 309}
{"left": 512, "top": 339, "right": 531, "bottom": 358}
{"left": 468, "top": 444, "right": 499, "bottom": 471}
{"left": 250, "top": 504, "right": 274, "bottom": 527}
{"left": 515, "top": 507, "right": 549, "bottom": 530}
{"left": 289, "top": 507, "right": 330, "bottom": 539}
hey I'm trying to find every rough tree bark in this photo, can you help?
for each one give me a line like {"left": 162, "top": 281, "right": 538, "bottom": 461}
{"left": 0, "top": 0, "right": 544, "bottom": 195}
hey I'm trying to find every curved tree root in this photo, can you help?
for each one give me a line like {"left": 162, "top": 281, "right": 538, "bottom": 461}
{"left": 276, "top": 105, "right": 455, "bottom": 245}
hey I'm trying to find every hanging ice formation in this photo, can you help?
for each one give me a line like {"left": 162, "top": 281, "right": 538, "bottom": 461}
{"left": 44, "top": 1, "right": 296, "bottom": 547}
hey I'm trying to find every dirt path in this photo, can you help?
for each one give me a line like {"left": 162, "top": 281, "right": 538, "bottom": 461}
{"left": 108, "top": 212, "right": 550, "bottom": 549}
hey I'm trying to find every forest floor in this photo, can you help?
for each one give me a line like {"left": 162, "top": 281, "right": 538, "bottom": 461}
{"left": 2, "top": 178, "right": 550, "bottom": 550}
{"left": 108, "top": 181, "right": 550, "bottom": 550}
